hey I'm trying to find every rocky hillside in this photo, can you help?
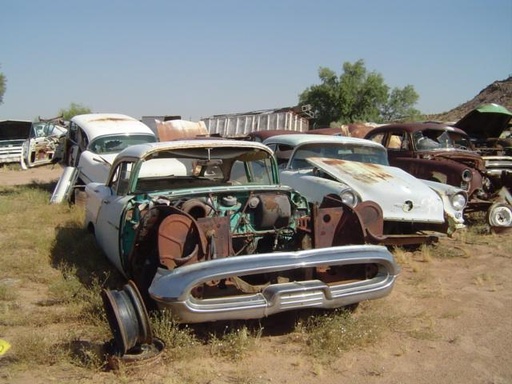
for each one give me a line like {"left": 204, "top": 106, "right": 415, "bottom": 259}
{"left": 427, "top": 76, "right": 512, "bottom": 122}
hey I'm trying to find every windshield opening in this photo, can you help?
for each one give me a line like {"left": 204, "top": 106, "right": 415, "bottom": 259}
{"left": 292, "top": 143, "right": 388, "bottom": 168}
{"left": 132, "top": 147, "right": 276, "bottom": 193}
{"left": 413, "top": 129, "right": 471, "bottom": 151}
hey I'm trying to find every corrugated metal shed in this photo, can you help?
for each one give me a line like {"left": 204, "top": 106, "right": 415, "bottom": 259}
{"left": 202, "top": 106, "right": 311, "bottom": 137}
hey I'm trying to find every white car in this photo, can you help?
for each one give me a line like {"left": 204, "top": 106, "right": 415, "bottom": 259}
{"left": 51, "top": 113, "right": 157, "bottom": 203}
{"left": 83, "top": 139, "right": 399, "bottom": 352}
{"left": 263, "top": 134, "right": 468, "bottom": 245}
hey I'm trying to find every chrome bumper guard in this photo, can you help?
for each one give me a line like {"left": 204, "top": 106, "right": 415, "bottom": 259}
{"left": 149, "top": 244, "right": 399, "bottom": 323}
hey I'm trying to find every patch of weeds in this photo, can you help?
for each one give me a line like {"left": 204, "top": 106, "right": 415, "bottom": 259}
{"left": 48, "top": 265, "right": 85, "bottom": 304}
{"left": 209, "top": 324, "right": 262, "bottom": 361}
{"left": 430, "top": 241, "right": 470, "bottom": 259}
{"left": 0, "top": 284, "right": 17, "bottom": 301}
{"left": 47, "top": 266, "right": 110, "bottom": 327}
{"left": 150, "top": 310, "right": 199, "bottom": 360}
{"left": 391, "top": 247, "right": 413, "bottom": 267}
{"left": 63, "top": 332, "right": 108, "bottom": 371}
{"left": 296, "top": 307, "right": 396, "bottom": 361}
{"left": 9, "top": 332, "right": 70, "bottom": 366}
{"left": 0, "top": 301, "right": 22, "bottom": 326}
{"left": 417, "top": 244, "right": 433, "bottom": 263}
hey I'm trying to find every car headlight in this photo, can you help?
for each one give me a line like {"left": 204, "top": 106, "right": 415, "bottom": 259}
{"left": 461, "top": 169, "right": 472, "bottom": 182}
{"left": 339, "top": 189, "right": 358, "bottom": 207}
{"left": 450, "top": 192, "right": 467, "bottom": 211}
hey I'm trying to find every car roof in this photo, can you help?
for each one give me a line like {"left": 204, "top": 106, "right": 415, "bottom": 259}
{"left": 71, "top": 113, "right": 155, "bottom": 139}
{"left": 263, "top": 133, "right": 385, "bottom": 149}
{"left": 115, "top": 138, "right": 275, "bottom": 160}
{"left": 366, "top": 122, "right": 467, "bottom": 136}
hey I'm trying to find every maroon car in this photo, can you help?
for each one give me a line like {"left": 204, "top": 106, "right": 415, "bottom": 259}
{"left": 364, "top": 122, "right": 512, "bottom": 229}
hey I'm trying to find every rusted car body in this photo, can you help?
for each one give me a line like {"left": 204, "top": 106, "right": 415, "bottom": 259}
{"left": 89, "top": 139, "right": 399, "bottom": 353}
{"left": 365, "top": 122, "right": 512, "bottom": 228}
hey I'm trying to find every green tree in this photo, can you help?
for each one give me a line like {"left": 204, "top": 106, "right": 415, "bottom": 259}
{"left": 0, "top": 67, "right": 6, "bottom": 105}
{"left": 299, "top": 59, "right": 420, "bottom": 126}
{"left": 58, "top": 102, "right": 92, "bottom": 120}
{"left": 380, "top": 84, "right": 421, "bottom": 122}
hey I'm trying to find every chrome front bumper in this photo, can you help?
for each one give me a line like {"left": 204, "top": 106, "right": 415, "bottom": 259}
{"left": 149, "top": 244, "right": 399, "bottom": 323}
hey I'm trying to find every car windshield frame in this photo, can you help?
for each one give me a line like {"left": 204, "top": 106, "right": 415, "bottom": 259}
{"left": 110, "top": 146, "right": 278, "bottom": 195}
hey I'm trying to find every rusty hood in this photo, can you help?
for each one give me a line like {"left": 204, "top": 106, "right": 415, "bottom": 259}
{"left": 307, "top": 156, "right": 445, "bottom": 223}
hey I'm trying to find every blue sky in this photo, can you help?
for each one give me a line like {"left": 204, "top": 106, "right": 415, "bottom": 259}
{"left": 1, "top": 0, "right": 511, "bottom": 121}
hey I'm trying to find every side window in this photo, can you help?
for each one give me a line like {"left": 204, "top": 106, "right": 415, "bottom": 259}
{"left": 230, "top": 160, "right": 248, "bottom": 184}
{"left": 110, "top": 162, "right": 133, "bottom": 196}
{"left": 248, "top": 159, "right": 273, "bottom": 184}
{"left": 265, "top": 143, "right": 277, "bottom": 152}
{"left": 368, "top": 133, "right": 384, "bottom": 144}
{"left": 68, "top": 122, "right": 78, "bottom": 143}
{"left": 274, "top": 144, "right": 294, "bottom": 166}
{"left": 229, "top": 159, "right": 273, "bottom": 184}
{"left": 387, "top": 133, "right": 406, "bottom": 150}
{"left": 77, "top": 128, "right": 89, "bottom": 150}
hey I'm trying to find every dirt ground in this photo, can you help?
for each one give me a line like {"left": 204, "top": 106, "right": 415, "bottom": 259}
{"left": 0, "top": 164, "right": 63, "bottom": 186}
{"left": 1, "top": 165, "right": 511, "bottom": 384}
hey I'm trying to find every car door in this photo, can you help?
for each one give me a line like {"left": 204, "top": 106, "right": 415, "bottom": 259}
{"left": 94, "top": 161, "right": 134, "bottom": 274}
{"left": 22, "top": 122, "right": 59, "bottom": 168}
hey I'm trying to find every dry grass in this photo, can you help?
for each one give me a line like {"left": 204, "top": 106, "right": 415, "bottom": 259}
{"left": 0, "top": 182, "right": 400, "bottom": 379}
{"left": 0, "top": 183, "right": 115, "bottom": 373}
{"left": 1, "top": 180, "right": 508, "bottom": 382}
{"left": 209, "top": 325, "right": 263, "bottom": 361}
{"left": 293, "top": 303, "right": 401, "bottom": 362}
{"left": 150, "top": 310, "right": 199, "bottom": 360}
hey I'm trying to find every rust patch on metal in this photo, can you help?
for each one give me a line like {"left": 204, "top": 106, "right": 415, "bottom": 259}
{"left": 197, "top": 216, "right": 232, "bottom": 258}
{"left": 321, "top": 158, "right": 393, "bottom": 184}
{"left": 157, "top": 211, "right": 208, "bottom": 268}
{"left": 313, "top": 206, "right": 345, "bottom": 248}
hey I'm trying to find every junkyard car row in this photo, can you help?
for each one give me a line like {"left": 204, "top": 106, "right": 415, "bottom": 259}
{"left": 10, "top": 105, "right": 508, "bottom": 356}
